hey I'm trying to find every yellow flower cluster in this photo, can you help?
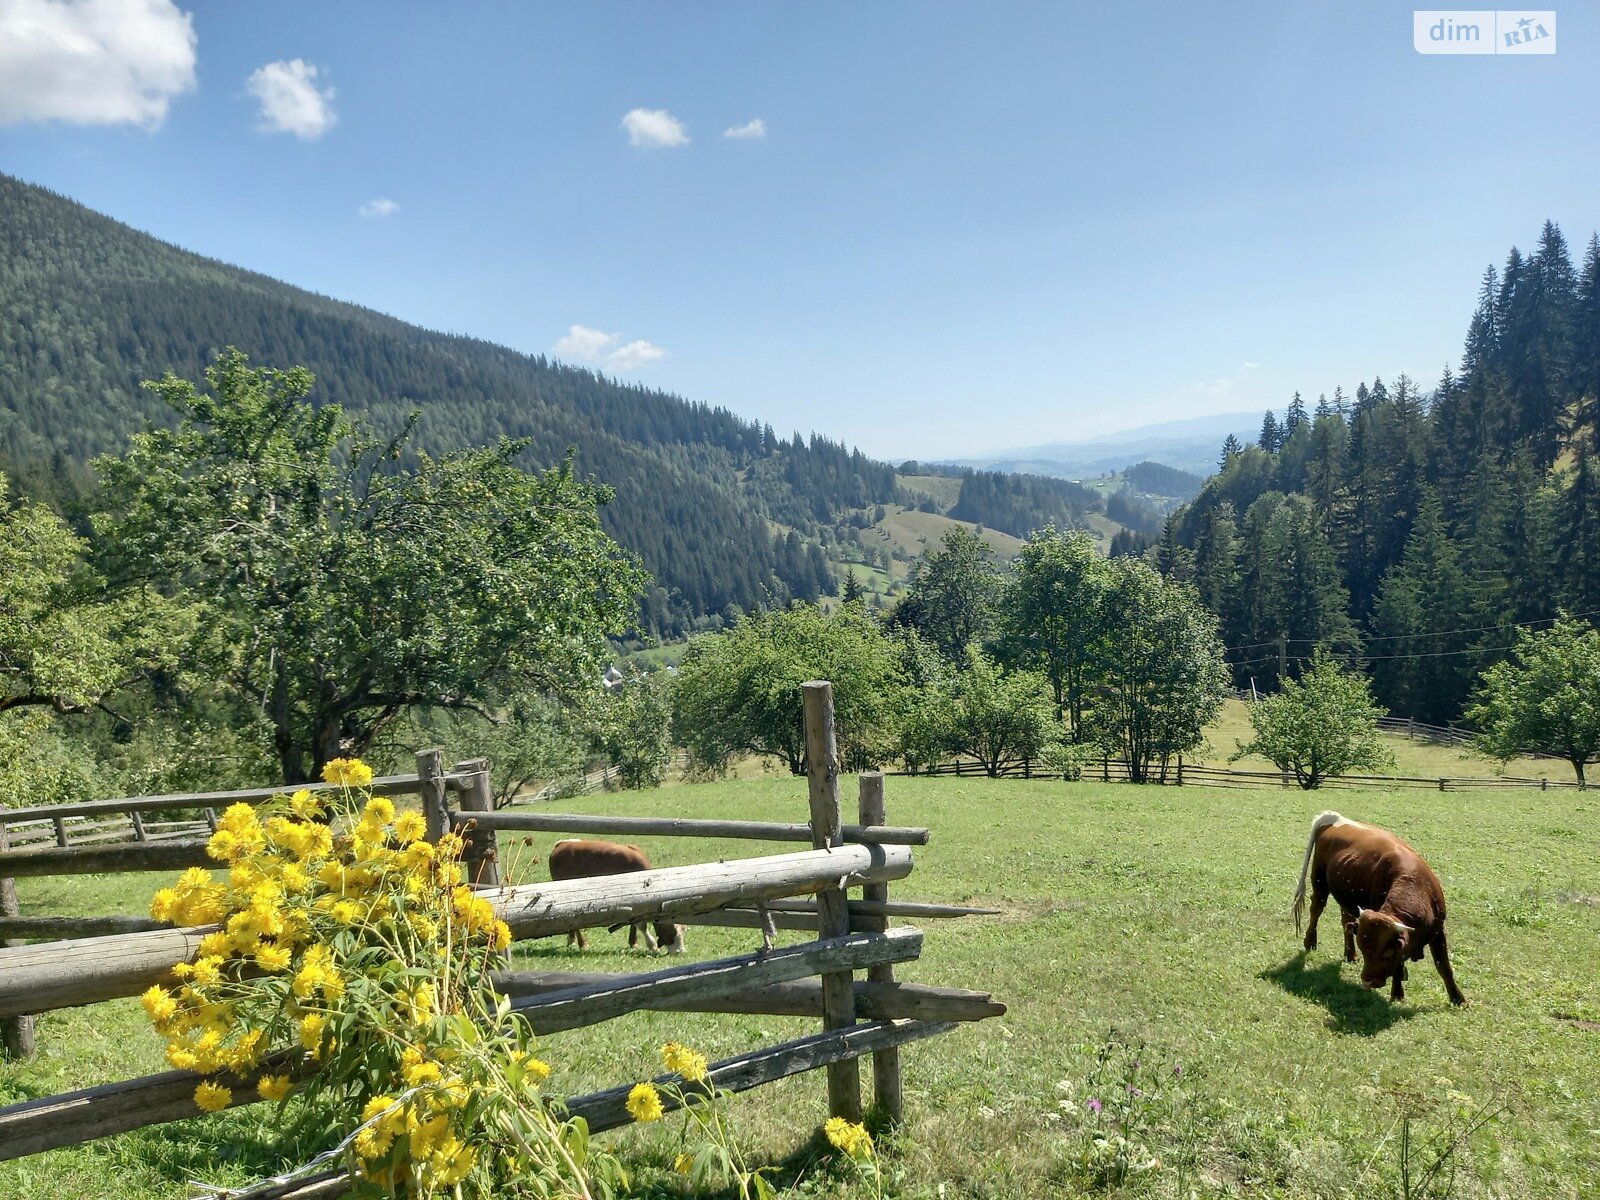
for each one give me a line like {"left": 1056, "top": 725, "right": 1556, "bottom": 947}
{"left": 661, "top": 1041, "right": 709, "bottom": 1084}
{"left": 138, "top": 757, "right": 527, "bottom": 1196}
{"left": 353, "top": 1076, "right": 477, "bottom": 1189}
{"left": 824, "top": 1116, "right": 874, "bottom": 1160}
{"left": 323, "top": 757, "right": 375, "bottom": 788}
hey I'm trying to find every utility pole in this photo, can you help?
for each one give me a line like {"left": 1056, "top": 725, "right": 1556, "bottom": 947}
{"left": 1277, "top": 634, "right": 1288, "bottom": 681}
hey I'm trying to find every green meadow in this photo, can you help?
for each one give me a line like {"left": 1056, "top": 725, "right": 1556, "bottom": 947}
{"left": 3, "top": 776, "right": 1597, "bottom": 1199}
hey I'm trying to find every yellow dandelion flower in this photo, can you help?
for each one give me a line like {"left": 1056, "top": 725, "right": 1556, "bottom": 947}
{"left": 824, "top": 1116, "right": 873, "bottom": 1159}
{"left": 661, "top": 1041, "right": 710, "bottom": 1084}
{"left": 254, "top": 942, "right": 292, "bottom": 973}
{"left": 361, "top": 796, "right": 396, "bottom": 826}
{"left": 674, "top": 1152, "right": 694, "bottom": 1176}
{"left": 625, "top": 1081, "right": 665, "bottom": 1123}
{"left": 297, "top": 1011, "right": 327, "bottom": 1051}
{"left": 322, "top": 757, "right": 374, "bottom": 788}
{"left": 257, "top": 1074, "right": 292, "bottom": 1103}
{"left": 193, "top": 1080, "right": 232, "bottom": 1113}
{"left": 436, "top": 831, "right": 465, "bottom": 859}
{"left": 393, "top": 810, "right": 426, "bottom": 844}
{"left": 428, "top": 1138, "right": 476, "bottom": 1187}
{"left": 488, "top": 920, "right": 513, "bottom": 951}
{"left": 150, "top": 888, "right": 179, "bottom": 922}
{"left": 140, "top": 985, "right": 177, "bottom": 1025}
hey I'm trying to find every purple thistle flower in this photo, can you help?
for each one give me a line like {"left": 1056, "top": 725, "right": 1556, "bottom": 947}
{"left": 1087, "top": 1097, "right": 1103, "bottom": 1114}
{"left": 1173, "top": 1063, "right": 1182, "bottom": 1077}
{"left": 1128, "top": 1085, "right": 1142, "bottom": 1097}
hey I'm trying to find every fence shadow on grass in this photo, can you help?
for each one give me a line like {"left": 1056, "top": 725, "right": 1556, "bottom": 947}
{"left": 1260, "top": 953, "right": 1417, "bottom": 1036}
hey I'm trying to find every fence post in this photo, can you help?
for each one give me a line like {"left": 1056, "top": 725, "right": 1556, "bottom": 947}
{"left": 856, "top": 771, "right": 903, "bottom": 1124}
{"left": 0, "top": 826, "right": 35, "bottom": 1060}
{"left": 455, "top": 757, "right": 500, "bottom": 888}
{"left": 417, "top": 748, "right": 449, "bottom": 844}
{"left": 1176, "top": 754, "right": 1184, "bottom": 786}
{"left": 802, "top": 680, "right": 862, "bottom": 1124}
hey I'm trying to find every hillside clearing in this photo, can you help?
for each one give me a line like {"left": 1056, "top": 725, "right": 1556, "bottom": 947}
{"left": 4, "top": 777, "right": 1596, "bottom": 1199}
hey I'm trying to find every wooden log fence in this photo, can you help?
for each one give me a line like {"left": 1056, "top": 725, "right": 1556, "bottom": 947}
{"left": 897, "top": 756, "right": 1579, "bottom": 791}
{"left": 0, "top": 688, "right": 1003, "bottom": 1183}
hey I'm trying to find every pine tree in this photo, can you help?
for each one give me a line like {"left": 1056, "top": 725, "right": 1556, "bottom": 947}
{"left": 1367, "top": 490, "right": 1474, "bottom": 723}
{"left": 1258, "top": 410, "right": 1282, "bottom": 453}
{"left": 1219, "top": 433, "right": 1243, "bottom": 469}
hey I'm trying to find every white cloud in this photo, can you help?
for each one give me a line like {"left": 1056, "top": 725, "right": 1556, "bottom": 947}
{"left": 554, "top": 324, "right": 618, "bottom": 361}
{"left": 605, "top": 339, "right": 667, "bottom": 371}
{"left": 0, "top": 0, "right": 196, "bottom": 130}
{"left": 620, "top": 107, "right": 688, "bottom": 148}
{"left": 358, "top": 197, "right": 399, "bottom": 219}
{"left": 553, "top": 324, "right": 666, "bottom": 372}
{"left": 247, "top": 58, "right": 336, "bottom": 139}
{"left": 722, "top": 117, "right": 766, "bottom": 140}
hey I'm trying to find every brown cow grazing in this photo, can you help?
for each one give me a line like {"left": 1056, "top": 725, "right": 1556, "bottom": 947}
{"left": 1292, "top": 811, "right": 1466, "bottom": 1006}
{"left": 547, "top": 838, "right": 686, "bottom": 954}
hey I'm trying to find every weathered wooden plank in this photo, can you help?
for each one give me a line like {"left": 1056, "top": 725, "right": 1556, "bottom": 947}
{"left": 571, "top": 1018, "right": 953, "bottom": 1133}
{"left": 857, "top": 770, "right": 902, "bottom": 1122}
{"left": 493, "top": 973, "right": 1007, "bottom": 1023}
{"left": 668, "top": 897, "right": 999, "bottom": 934}
{"left": 0, "top": 772, "right": 462, "bottom": 825}
{"left": 454, "top": 757, "right": 500, "bottom": 888}
{"left": 0, "top": 914, "right": 167, "bottom": 940}
{"left": 0, "top": 1051, "right": 305, "bottom": 1161}
{"left": 0, "top": 925, "right": 219, "bottom": 1018}
{"left": 0, "top": 845, "right": 913, "bottom": 1018}
{"left": 491, "top": 843, "right": 911, "bottom": 940}
{"left": 0, "top": 839, "right": 210, "bottom": 878}
{"left": 507, "top": 926, "right": 922, "bottom": 1034}
{"left": 459, "top": 810, "right": 930, "bottom": 847}
{"left": 417, "top": 749, "right": 449, "bottom": 845}
{"left": 1, "top": 822, "right": 35, "bottom": 1060}
{"left": 803, "top": 679, "right": 860, "bottom": 1123}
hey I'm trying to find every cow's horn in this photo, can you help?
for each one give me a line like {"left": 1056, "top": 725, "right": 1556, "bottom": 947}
{"left": 1353, "top": 906, "right": 1364, "bottom": 918}
{"left": 1394, "top": 921, "right": 1412, "bottom": 933}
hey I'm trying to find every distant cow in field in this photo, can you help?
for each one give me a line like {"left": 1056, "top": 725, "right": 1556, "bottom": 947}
{"left": 547, "top": 838, "right": 686, "bottom": 954}
{"left": 1292, "top": 811, "right": 1466, "bottom": 1005}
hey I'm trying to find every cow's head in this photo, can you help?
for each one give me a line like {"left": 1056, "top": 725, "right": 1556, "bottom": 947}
{"left": 1346, "top": 908, "right": 1411, "bottom": 991}
{"left": 655, "top": 919, "right": 686, "bottom": 955}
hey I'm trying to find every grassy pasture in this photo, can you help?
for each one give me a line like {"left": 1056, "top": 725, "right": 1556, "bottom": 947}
{"left": 3, "top": 777, "right": 1597, "bottom": 1199}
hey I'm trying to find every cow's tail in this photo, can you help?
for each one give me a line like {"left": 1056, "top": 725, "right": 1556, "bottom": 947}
{"left": 1292, "top": 811, "right": 1344, "bottom": 931}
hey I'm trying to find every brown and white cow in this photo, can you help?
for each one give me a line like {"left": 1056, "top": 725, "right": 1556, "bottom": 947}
{"left": 547, "top": 838, "right": 686, "bottom": 954}
{"left": 1292, "top": 811, "right": 1466, "bottom": 1005}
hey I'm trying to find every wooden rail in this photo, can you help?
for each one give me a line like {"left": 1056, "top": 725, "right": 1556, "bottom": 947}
{"left": 900, "top": 756, "right": 1577, "bottom": 790}
{"left": 454, "top": 809, "right": 931, "bottom": 846}
{"left": 0, "top": 844, "right": 913, "bottom": 1019}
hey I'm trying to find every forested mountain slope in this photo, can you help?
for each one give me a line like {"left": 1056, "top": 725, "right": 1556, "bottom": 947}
{"left": 1163, "top": 221, "right": 1600, "bottom": 723}
{"left": 0, "top": 173, "right": 1100, "bottom": 635}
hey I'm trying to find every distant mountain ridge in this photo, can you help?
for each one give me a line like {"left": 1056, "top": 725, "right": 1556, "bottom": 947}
{"left": 945, "top": 411, "right": 1259, "bottom": 478}
{"left": 0, "top": 171, "right": 1104, "bottom": 636}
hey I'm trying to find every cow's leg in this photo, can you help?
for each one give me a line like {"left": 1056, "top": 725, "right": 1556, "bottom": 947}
{"left": 1303, "top": 879, "right": 1331, "bottom": 952}
{"left": 638, "top": 922, "right": 659, "bottom": 952}
{"left": 1430, "top": 929, "right": 1467, "bottom": 1006}
{"left": 1340, "top": 907, "right": 1359, "bottom": 963}
{"left": 1390, "top": 962, "right": 1406, "bottom": 1003}
{"left": 571, "top": 929, "right": 588, "bottom": 951}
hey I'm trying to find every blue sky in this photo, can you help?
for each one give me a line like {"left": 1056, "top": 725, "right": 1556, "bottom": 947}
{"left": 2, "top": 2, "right": 1598, "bottom": 460}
